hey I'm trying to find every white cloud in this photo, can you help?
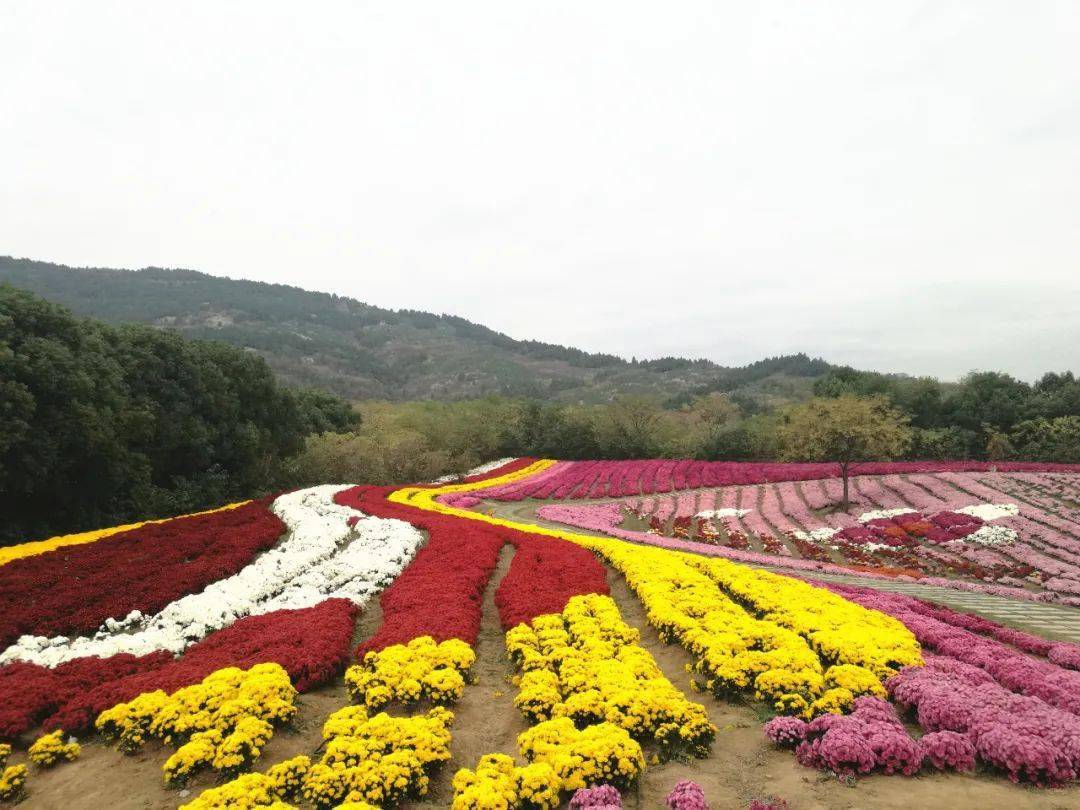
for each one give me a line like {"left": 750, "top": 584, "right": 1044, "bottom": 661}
{"left": 1, "top": 1, "right": 1077, "bottom": 380}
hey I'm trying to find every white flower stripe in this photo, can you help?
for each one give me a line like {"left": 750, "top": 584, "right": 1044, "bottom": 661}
{"left": 0, "top": 486, "right": 424, "bottom": 668}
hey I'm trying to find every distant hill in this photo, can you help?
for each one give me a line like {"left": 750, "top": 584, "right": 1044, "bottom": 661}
{"left": 0, "top": 256, "right": 840, "bottom": 403}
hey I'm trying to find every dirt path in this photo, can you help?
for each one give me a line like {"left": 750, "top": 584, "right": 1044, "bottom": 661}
{"left": 409, "top": 544, "right": 527, "bottom": 807}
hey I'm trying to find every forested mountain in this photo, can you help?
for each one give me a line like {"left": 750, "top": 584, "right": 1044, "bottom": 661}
{"left": 0, "top": 256, "right": 835, "bottom": 404}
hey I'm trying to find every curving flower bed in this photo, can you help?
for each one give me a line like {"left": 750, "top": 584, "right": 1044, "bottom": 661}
{"left": 0, "top": 498, "right": 285, "bottom": 650}
{"left": 335, "top": 484, "right": 609, "bottom": 655}
{"left": 1, "top": 487, "right": 423, "bottom": 667}
{"left": 0, "top": 597, "right": 358, "bottom": 738}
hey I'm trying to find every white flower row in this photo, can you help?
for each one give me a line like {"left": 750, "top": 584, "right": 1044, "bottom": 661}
{"left": 0, "top": 486, "right": 424, "bottom": 668}
{"left": 857, "top": 507, "right": 915, "bottom": 523}
{"left": 957, "top": 503, "right": 1020, "bottom": 521}
{"left": 695, "top": 508, "right": 751, "bottom": 520}
{"left": 793, "top": 527, "right": 840, "bottom": 542}
{"left": 967, "top": 525, "right": 1020, "bottom": 546}
{"left": 430, "top": 458, "right": 516, "bottom": 484}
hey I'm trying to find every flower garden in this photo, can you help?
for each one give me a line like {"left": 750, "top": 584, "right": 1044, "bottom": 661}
{"left": 1, "top": 458, "right": 1079, "bottom": 808}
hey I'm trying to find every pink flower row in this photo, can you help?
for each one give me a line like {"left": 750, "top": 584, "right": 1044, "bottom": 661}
{"left": 594, "top": 472, "right": 1080, "bottom": 603}
{"left": 803, "top": 579, "right": 1080, "bottom": 784}
{"left": 477, "top": 460, "right": 1080, "bottom": 502}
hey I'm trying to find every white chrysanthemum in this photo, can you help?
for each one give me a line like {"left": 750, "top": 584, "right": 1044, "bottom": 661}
{"left": 792, "top": 527, "right": 840, "bottom": 541}
{"left": 0, "top": 485, "right": 424, "bottom": 668}
{"left": 967, "top": 525, "right": 1019, "bottom": 546}
{"left": 431, "top": 458, "right": 516, "bottom": 483}
{"left": 957, "top": 503, "right": 1020, "bottom": 521}
{"left": 695, "top": 508, "right": 751, "bottom": 520}
{"left": 857, "top": 508, "right": 915, "bottom": 523}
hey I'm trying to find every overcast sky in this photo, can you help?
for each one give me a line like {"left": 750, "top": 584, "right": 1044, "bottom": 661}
{"left": 2, "top": 2, "right": 1078, "bottom": 381}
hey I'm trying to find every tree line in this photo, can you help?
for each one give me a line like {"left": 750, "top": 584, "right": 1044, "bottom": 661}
{"left": 1, "top": 286, "right": 358, "bottom": 544}
{"left": 287, "top": 377, "right": 1079, "bottom": 491}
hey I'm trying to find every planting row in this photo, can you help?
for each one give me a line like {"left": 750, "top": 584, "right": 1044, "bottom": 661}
{"left": 455, "top": 593, "right": 715, "bottom": 807}
{"left": 0, "top": 500, "right": 251, "bottom": 568}
{"left": 0, "top": 497, "right": 285, "bottom": 651}
{"left": 474, "top": 459, "right": 1080, "bottom": 501}
{"left": 576, "top": 471, "right": 1080, "bottom": 603}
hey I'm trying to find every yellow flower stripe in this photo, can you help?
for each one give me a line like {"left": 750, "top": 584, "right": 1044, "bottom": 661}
{"left": 453, "top": 593, "right": 710, "bottom": 808}
{"left": 302, "top": 704, "right": 454, "bottom": 808}
{"left": 452, "top": 753, "right": 560, "bottom": 810}
{"left": 185, "top": 639, "right": 474, "bottom": 808}
{"left": 345, "top": 636, "right": 475, "bottom": 710}
{"left": 390, "top": 460, "right": 923, "bottom": 719}
{"left": 0, "top": 743, "right": 23, "bottom": 804}
{"left": 96, "top": 662, "right": 297, "bottom": 786}
{"left": 0, "top": 500, "right": 251, "bottom": 567}
{"left": 507, "top": 593, "right": 714, "bottom": 757}
{"left": 0, "top": 763, "right": 27, "bottom": 803}
{"left": 27, "top": 729, "right": 80, "bottom": 768}
{"left": 181, "top": 755, "right": 310, "bottom": 809}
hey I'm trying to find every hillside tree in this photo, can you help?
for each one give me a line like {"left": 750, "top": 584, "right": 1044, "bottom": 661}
{"left": 778, "top": 395, "right": 912, "bottom": 510}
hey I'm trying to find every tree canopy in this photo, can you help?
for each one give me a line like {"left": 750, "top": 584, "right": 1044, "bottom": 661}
{"left": 0, "top": 286, "right": 358, "bottom": 543}
{"left": 778, "top": 395, "right": 912, "bottom": 509}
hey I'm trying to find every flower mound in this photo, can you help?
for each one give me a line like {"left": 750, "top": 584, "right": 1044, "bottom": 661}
{"left": 27, "top": 729, "right": 80, "bottom": 767}
{"left": 666, "top": 779, "right": 708, "bottom": 809}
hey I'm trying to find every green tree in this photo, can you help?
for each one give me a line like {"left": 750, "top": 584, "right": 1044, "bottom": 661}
{"left": 778, "top": 395, "right": 912, "bottom": 510}
{"left": 1007, "top": 416, "right": 1080, "bottom": 463}
{"left": 0, "top": 286, "right": 356, "bottom": 544}
{"left": 603, "top": 396, "right": 663, "bottom": 458}
{"left": 689, "top": 393, "right": 740, "bottom": 457}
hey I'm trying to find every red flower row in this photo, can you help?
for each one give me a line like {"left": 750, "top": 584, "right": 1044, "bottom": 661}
{"left": 334, "top": 485, "right": 608, "bottom": 656}
{"left": 0, "top": 598, "right": 357, "bottom": 739}
{"left": 0, "top": 499, "right": 285, "bottom": 649}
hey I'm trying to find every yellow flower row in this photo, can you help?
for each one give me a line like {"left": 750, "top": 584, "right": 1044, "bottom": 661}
{"left": 507, "top": 593, "right": 714, "bottom": 758}
{"left": 27, "top": 730, "right": 80, "bottom": 768}
{"left": 303, "top": 704, "right": 454, "bottom": 808}
{"left": 184, "top": 699, "right": 456, "bottom": 809}
{"left": 453, "top": 594, "right": 704, "bottom": 808}
{"left": 452, "top": 720, "right": 645, "bottom": 810}
{"left": 344, "top": 636, "right": 475, "bottom": 710}
{"left": 0, "top": 745, "right": 26, "bottom": 804}
{"left": 452, "top": 753, "right": 559, "bottom": 810}
{"left": 181, "top": 755, "right": 310, "bottom": 809}
{"left": 587, "top": 541, "right": 905, "bottom": 718}
{"left": 0, "top": 499, "right": 250, "bottom": 567}
{"left": 96, "top": 662, "right": 297, "bottom": 786}
{"left": 685, "top": 556, "right": 921, "bottom": 680}
{"left": 0, "top": 764, "right": 26, "bottom": 803}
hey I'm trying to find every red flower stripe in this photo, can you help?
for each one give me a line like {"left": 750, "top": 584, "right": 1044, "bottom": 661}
{"left": 334, "top": 485, "right": 608, "bottom": 656}
{"left": 0, "top": 498, "right": 286, "bottom": 649}
{"left": 0, "top": 598, "right": 357, "bottom": 738}
{"left": 0, "top": 652, "right": 172, "bottom": 739}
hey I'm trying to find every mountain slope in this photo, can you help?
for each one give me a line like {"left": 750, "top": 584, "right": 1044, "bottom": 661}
{"left": 0, "top": 256, "right": 835, "bottom": 402}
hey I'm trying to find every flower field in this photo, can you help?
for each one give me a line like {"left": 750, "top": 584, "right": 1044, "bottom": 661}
{"left": 1, "top": 459, "right": 1080, "bottom": 808}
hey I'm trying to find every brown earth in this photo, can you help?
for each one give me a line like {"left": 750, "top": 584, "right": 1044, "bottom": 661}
{"left": 11, "top": 541, "right": 1080, "bottom": 810}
